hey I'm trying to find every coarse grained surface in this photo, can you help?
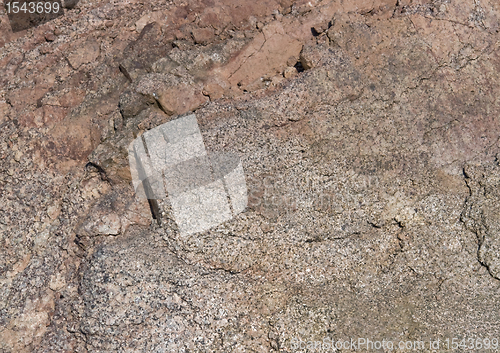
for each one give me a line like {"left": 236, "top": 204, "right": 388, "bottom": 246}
{"left": 1, "top": 0, "right": 500, "bottom": 352}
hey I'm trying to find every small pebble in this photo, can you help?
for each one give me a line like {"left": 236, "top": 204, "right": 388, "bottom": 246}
{"left": 45, "top": 32, "right": 56, "bottom": 42}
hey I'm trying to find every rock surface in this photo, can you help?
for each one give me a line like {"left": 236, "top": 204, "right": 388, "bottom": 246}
{"left": 1, "top": 0, "right": 500, "bottom": 352}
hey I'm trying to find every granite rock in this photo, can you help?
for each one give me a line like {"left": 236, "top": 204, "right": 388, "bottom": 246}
{"left": 1, "top": 0, "right": 500, "bottom": 352}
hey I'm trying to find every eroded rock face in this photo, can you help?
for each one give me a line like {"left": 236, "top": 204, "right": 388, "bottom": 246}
{"left": 462, "top": 161, "right": 500, "bottom": 280}
{"left": 1, "top": 0, "right": 500, "bottom": 352}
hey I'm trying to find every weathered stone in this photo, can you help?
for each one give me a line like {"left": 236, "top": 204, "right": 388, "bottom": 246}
{"left": 462, "top": 163, "right": 500, "bottom": 279}
{"left": 216, "top": 21, "right": 303, "bottom": 90}
{"left": 152, "top": 56, "right": 180, "bottom": 73}
{"left": 202, "top": 81, "right": 225, "bottom": 100}
{"left": 119, "top": 89, "right": 150, "bottom": 120}
{"left": 299, "top": 44, "right": 322, "bottom": 69}
{"left": 2, "top": 0, "right": 500, "bottom": 352}
{"left": 199, "top": 8, "right": 231, "bottom": 30}
{"left": 96, "top": 213, "right": 121, "bottom": 235}
{"left": 42, "top": 105, "right": 68, "bottom": 124}
{"left": 135, "top": 11, "right": 168, "bottom": 33}
{"left": 192, "top": 27, "right": 215, "bottom": 45}
{"left": 157, "top": 83, "right": 208, "bottom": 115}
{"left": 44, "top": 32, "right": 56, "bottom": 42}
{"left": 66, "top": 39, "right": 100, "bottom": 70}
{"left": 61, "top": 0, "right": 79, "bottom": 9}
{"left": 283, "top": 65, "right": 297, "bottom": 78}
{"left": 0, "top": 100, "right": 10, "bottom": 123}
{"left": 58, "top": 88, "right": 86, "bottom": 108}
{"left": 119, "top": 22, "right": 172, "bottom": 82}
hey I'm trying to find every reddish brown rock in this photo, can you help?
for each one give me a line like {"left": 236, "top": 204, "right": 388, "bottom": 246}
{"left": 6, "top": 86, "right": 41, "bottom": 111}
{"left": 157, "top": 83, "right": 208, "bottom": 115}
{"left": 2, "top": 0, "right": 500, "bottom": 352}
{"left": 215, "top": 21, "right": 303, "bottom": 90}
{"left": 119, "top": 22, "right": 171, "bottom": 82}
{"left": 191, "top": 27, "right": 215, "bottom": 45}
{"left": 41, "top": 105, "right": 68, "bottom": 125}
{"left": 0, "top": 100, "right": 10, "bottom": 123}
{"left": 58, "top": 88, "right": 86, "bottom": 108}
{"left": 44, "top": 32, "right": 56, "bottom": 42}
{"left": 135, "top": 11, "right": 169, "bottom": 33}
{"left": 203, "top": 80, "right": 225, "bottom": 100}
{"left": 66, "top": 39, "right": 101, "bottom": 70}
{"left": 198, "top": 8, "right": 231, "bottom": 30}
{"left": 283, "top": 66, "right": 297, "bottom": 78}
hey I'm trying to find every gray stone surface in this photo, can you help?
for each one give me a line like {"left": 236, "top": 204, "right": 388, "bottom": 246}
{"left": 1, "top": 0, "right": 500, "bottom": 352}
